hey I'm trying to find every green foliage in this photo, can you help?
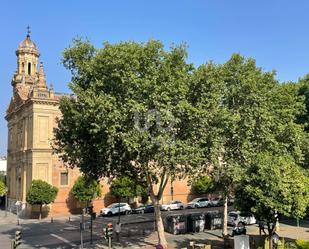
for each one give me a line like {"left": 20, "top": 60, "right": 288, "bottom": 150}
{"left": 191, "top": 175, "right": 214, "bottom": 195}
{"left": 54, "top": 39, "right": 199, "bottom": 194}
{"left": 72, "top": 176, "right": 102, "bottom": 202}
{"left": 235, "top": 152, "right": 309, "bottom": 225}
{"left": 296, "top": 240, "right": 309, "bottom": 249}
{"left": 190, "top": 55, "right": 307, "bottom": 238}
{"left": 110, "top": 176, "right": 148, "bottom": 200}
{"left": 285, "top": 242, "right": 298, "bottom": 249}
{"left": 54, "top": 39, "right": 198, "bottom": 245}
{"left": 0, "top": 172, "right": 5, "bottom": 183}
{"left": 26, "top": 180, "right": 58, "bottom": 205}
{"left": 110, "top": 176, "right": 136, "bottom": 199}
{"left": 0, "top": 179, "right": 6, "bottom": 196}
{"left": 298, "top": 76, "right": 309, "bottom": 131}
{"left": 54, "top": 39, "right": 309, "bottom": 245}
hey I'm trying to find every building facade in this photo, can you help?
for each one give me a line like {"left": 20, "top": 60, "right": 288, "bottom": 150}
{"left": 6, "top": 34, "right": 193, "bottom": 217}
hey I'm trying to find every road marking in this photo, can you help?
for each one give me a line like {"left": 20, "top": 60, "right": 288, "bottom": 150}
{"left": 50, "top": 233, "right": 77, "bottom": 247}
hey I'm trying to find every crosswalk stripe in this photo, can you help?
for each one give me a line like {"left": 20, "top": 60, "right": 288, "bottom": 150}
{"left": 50, "top": 233, "right": 77, "bottom": 247}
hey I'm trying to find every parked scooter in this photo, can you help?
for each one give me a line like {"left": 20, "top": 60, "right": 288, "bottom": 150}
{"left": 232, "top": 222, "right": 246, "bottom": 236}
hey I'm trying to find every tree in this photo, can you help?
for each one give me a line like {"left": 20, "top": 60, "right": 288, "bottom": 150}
{"left": 191, "top": 175, "right": 214, "bottom": 195}
{"left": 110, "top": 176, "right": 136, "bottom": 200}
{"left": 296, "top": 77, "right": 309, "bottom": 169}
{"left": 0, "top": 179, "right": 6, "bottom": 196}
{"left": 190, "top": 54, "right": 307, "bottom": 236}
{"left": 72, "top": 176, "right": 102, "bottom": 208}
{"left": 53, "top": 39, "right": 199, "bottom": 247}
{"left": 298, "top": 75, "right": 309, "bottom": 131}
{"left": 110, "top": 175, "right": 148, "bottom": 202}
{"left": 235, "top": 152, "right": 309, "bottom": 249}
{"left": 26, "top": 180, "right": 58, "bottom": 220}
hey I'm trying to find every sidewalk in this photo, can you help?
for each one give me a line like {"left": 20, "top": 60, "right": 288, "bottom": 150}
{"left": 0, "top": 209, "right": 81, "bottom": 225}
{"left": 83, "top": 222, "right": 309, "bottom": 249}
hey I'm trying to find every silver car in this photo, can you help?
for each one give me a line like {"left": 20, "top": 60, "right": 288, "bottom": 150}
{"left": 187, "top": 197, "right": 211, "bottom": 208}
{"left": 161, "top": 200, "right": 185, "bottom": 211}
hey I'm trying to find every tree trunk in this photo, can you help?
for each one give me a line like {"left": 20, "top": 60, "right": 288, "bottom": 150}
{"left": 39, "top": 204, "right": 42, "bottom": 220}
{"left": 154, "top": 199, "right": 168, "bottom": 248}
{"left": 267, "top": 222, "right": 275, "bottom": 249}
{"left": 146, "top": 171, "right": 169, "bottom": 248}
{"left": 222, "top": 195, "right": 228, "bottom": 236}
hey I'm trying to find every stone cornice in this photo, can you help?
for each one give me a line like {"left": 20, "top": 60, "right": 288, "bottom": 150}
{"left": 6, "top": 97, "right": 60, "bottom": 120}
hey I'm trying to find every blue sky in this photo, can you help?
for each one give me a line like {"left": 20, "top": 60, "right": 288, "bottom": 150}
{"left": 1, "top": 0, "right": 309, "bottom": 154}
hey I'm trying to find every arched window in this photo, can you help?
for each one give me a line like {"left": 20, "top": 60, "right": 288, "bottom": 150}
{"left": 28, "top": 62, "right": 31, "bottom": 75}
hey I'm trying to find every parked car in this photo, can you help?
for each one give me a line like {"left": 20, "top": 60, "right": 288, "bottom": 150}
{"left": 100, "top": 203, "right": 132, "bottom": 216}
{"left": 132, "top": 204, "right": 154, "bottom": 214}
{"left": 217, "top": 198, "right": 234, "bottom": 206}
{"left": 227, "top": 211, "right": 256, "bottom": 226}
{"left": 228, "top": 198, "right": 235, "bottom": 206}
{"left": 210, "top": 198, "right": 221, "bottom": 207}
{"left": 161, "top": 200, "right": 184, "bottom": 211}
{"left": 187, "top": 197, "right": 211, "bottom": 208}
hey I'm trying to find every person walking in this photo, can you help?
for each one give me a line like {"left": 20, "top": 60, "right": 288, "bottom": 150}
{"left": 259, "top": 220, "right": 266, "bottom": 235}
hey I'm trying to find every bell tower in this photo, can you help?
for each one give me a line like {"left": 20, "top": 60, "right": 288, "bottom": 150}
{"left": 12, "top": 26, "right": 40, "bottom": 90}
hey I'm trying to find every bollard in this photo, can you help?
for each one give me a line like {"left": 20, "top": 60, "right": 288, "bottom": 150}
{"left": 68, "top": 216, "right": 70, "bottom": 222}
{"left": 51, "top": 217, "right": 53, "bottom": 223}
{"left": 189, "top": 241, "right": 195, "bottom": 249}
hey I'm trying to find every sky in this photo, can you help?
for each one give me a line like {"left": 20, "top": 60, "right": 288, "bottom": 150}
{"left": 1, "top": 0, "right": 309, "bottom": 155}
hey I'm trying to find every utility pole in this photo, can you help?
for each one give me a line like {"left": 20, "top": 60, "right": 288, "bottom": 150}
{"left": 107, "top": 223, "right": 113, "bottom": 249}
{"left": 80, "top": 209, "right": 85, "bottom": 248}
{"left": 170, "top": 179, "right": 174, "bottom": 201}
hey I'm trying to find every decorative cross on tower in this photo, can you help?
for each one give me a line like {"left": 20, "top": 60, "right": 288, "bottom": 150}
{"left": 26, "top": 25, "right": 31, "bottom": 37}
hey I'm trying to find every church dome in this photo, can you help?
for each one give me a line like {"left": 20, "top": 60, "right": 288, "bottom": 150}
{"left": 18, "top": 34, "right": 37, "bottom": 49}
{"left": 16, "top": 34, "right": 39, "bottom": 56}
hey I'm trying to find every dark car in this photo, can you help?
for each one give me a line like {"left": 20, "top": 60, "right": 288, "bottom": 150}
{"left": 217, "top": 198, "right": 234, "bottom": 206}
{"left": 132, "top": 204, "right": 154, "bottom": 214}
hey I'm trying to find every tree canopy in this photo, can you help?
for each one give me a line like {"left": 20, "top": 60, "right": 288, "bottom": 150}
{"left": 53, "top": 39, "right": 309, "bottom": 247}
{"left": 0, "top": 179, "right": 6, "bottom": 196}
{"left": 54, "top": 39, "right": 200, "bottom": 247}
{"left": 235, "top": 152, "right": 309, "bottom": 234}
{"left": 191, "top": 175, "right": 214, "bottom": 195}
{"left": 26, "top": 180, "right": 58, "bottom": 219}
{"left": 189, "top": 54, "right": 307, "bottom": 235}
{"left": 72, "top": 176, "right": 102, "bottom": 202}
{"left": 109, "top": 175, "right": 147, "bottom": 200}
{"left": 26, "top": 180, "right": 58, "bottom": 205}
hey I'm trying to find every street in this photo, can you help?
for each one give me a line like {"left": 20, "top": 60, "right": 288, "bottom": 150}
{"left": 0, "top": 206, "right": 228, "bottom": 249}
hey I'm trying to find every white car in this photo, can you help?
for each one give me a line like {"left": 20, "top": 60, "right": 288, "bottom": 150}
{"left": 161, "top": 200, "right": 185, "bottom": 211}
{"left": 227, "top": 211, "right": 256, "bottom": 226}
{"left": 100, "top": 203, "right": 132, "bottom": 216}
{"left": 210, "top": 198, "right": 221, "bottom": 207}
{"left": 187, "top": 197, "right": 211, "bottom": 208}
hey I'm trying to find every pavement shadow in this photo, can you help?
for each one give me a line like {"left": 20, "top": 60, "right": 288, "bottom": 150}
{"left": 28, "top": 205, "right": 50, "bottom": 219}
{"left": 66, "top": 190, "right": 83, "bottom": 215}
{"left": 171, "top": 233, "right": 296, "bottom": 249}
{"left": 280, "top": 217, "right": 309, "bottom": 228}
{"left": 1, "top": 219, "right": 91, "bottom": 248}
